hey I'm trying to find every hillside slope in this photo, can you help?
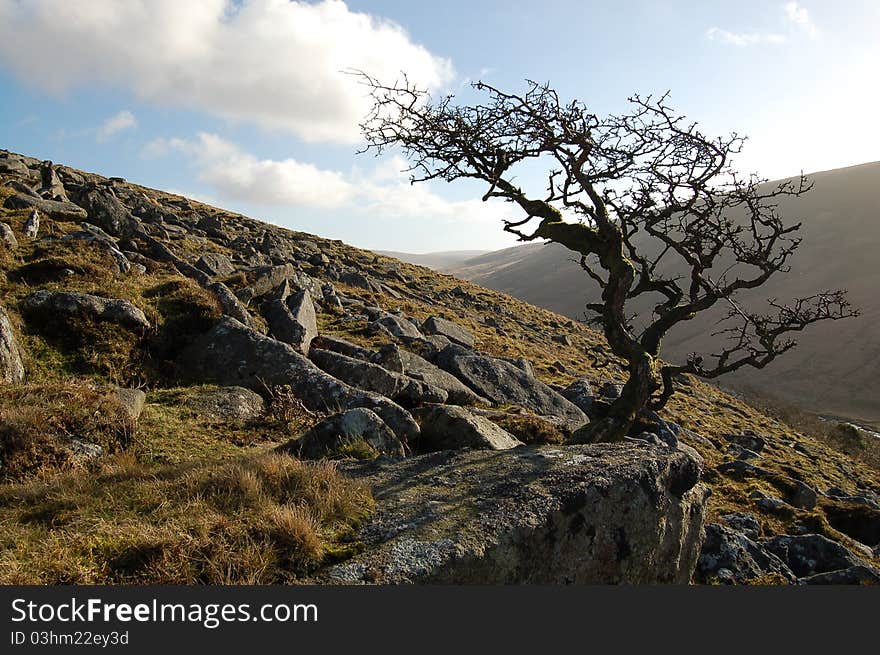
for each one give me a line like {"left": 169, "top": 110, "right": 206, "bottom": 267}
{"left": 1, "top": 149, "right": 878, "bottom": 584}
{"left": 452, "top": 162, "right": 880, "bottom": 425}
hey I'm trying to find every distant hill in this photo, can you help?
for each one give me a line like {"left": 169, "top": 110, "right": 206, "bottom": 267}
{"left": 376, "top": 249, "right": 489, "bottom": 271}
{"left": 451, "top": 162, "right": 880, "bottom": 424}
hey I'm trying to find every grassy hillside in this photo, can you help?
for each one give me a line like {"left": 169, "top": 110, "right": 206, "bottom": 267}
{"left": 1, "top": 151, "right": 878, "bottom": 583}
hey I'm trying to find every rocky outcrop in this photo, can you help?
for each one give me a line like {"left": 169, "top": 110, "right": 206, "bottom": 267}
{"left": 411, "top": 405, "right": 523, "bottom": 451}
{"left": 21, "top": 291, "right": 151, "bottom": 333}
{"left": 437, "top": 345, "right": 588, "bottom": 431}
{"left": 318, "top": 443, "right": 708, "bottom": 584}
{"left": 178, "top": 317, "right": 419, "bottom": 443}
{"left": 0, "top": 303, "right": 26, "bottom": 384}
{"left": 66, "top": 184, "right": 142, "bottom": 238}
{"left": 196, "top": 252, "right": 236, "bottom": 277}
{"left": 280, "top": 408, "right": 406, "bottom": 459}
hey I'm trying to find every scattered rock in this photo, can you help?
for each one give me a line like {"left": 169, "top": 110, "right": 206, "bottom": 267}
{"left": 421, "top": 316, "right": 474, "bottom": 348}
{"left": 762, "top": 534, "right": 876, "bottom": 578}
{"left": 280, "top": 408, "right": 405, "bottom": 459}
{"left": 0, "top": 303, "right": 26, "bottom": 384}
{"left": 722, "top": 431, "right": 767, "bottom": 454}
{"left": 310, "top": 348, "right": 448, "bottom": 405}
{"left": 561, "top": 379, "right": 594, "bottom": 414}
{"left": 721, "top": 512, "right": 762, "bottom": 540}
{"left": 372, "top": 344, "right": 485, "bottom": 406}
{"left": 178, "top": 317, "right": 419, "bottom": 443}
{"left": 208, "top": 282, "right": 257, "bottom": 330}
{"left": 412, "top": 405, "right": 523, "bottom": 451}
{"left": 436, "top": 345, "right": 588, "bottom": 431}
{"left": 339, "top": 270, "right": 383, "bottom": 293}
{"left": 66, "top": 184, "right": 142, "bottom": 238}
{"left": 800, "top": 566, "right": 880, "bottom": 585}
{"left": 21, "top": 290, "right": 151, "bottom": 333}
{"left": 264, "top": 281, "right": 317, "bottom": 355}
{"left": 696, "top": 523, "right": 796, "bottom": 584}
{"left": 195, "top": 252, "right": 236, "bottom": 277}
{"left": 717, "top": 460, "right": 819, "bottom": 509}
{"left": 371, "top": 313, "right": 424, "bottom": 340}
{"left": 23, "top": 209, "right": 39, "bottom": 239}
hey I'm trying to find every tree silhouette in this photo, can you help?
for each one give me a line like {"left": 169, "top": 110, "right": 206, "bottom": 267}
{"left": 358, "top": 74, "right": 858, "bottom": 442}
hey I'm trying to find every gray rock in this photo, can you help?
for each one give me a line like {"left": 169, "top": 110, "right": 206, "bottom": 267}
{"left": 208, "top": 282, "right": 257, "bottom": 330}
{"left": 177, "top": 317, "right": 419, "bottom": 444}
{"left": 721, "top": 512, "right": 762, "bottom": 540}
{"left": 0, "top": 303, "right": 26, "bottom": 384}
{"left": 339, "top": 270, "right": 383, "bottom": 293}
{"left": 66, "top": 185, "right": 142, "bottom": 238}
{"left": 4, "top": 179, "right": 40, "bottom": 197}
{"left": 320, "top": 443, "right": 708, "bottom": 584}
{"left": 0, "top": 153, "right": 29, "bottom": 176}
{"left": 0, "top": 222, "right": 17, "bottom": 250}
{"left": 280, "top": 408, "right": 405, "bottom": 459}
{"left": 561, "top": 378, "right": 594, "bottom": 414}
{"left": 371, "top": 313, "right": 424, "bottom": 340}
{"left": 195, "top": 252, "right": 236, "bottom": 277}
{"left": 436, "top": 345, "right": 588, "bottom": 431}
{"left": 39, "top": 161, "right": 67, "bottom": 200}
{"left": 412, "top": 405, "right": 523, "bottom": 451}
{"left": 264, "top": 281, "right": 317, "bottom": 355}
{"left": 23, "top": 208, "right": 39, "bottom": 239}
{"left": 235, "top": 264, "right": 322, "bottom": 305}
{"left": 310, "top": 348, "right": 447, "bottom": 405}
{"left": 696, "top": 523, "right": 796, "bottom": 584}
{"left": 310, "top": 335, "right": 375, "bottom": 361}
{"left": 21, "top": 291, "right": 150, "bottom": 333}
{"left": 3, "top": 193, "right": 87, "bottom": 222}
{"left": 372, "top": 344, "right": 485, "bottom": 406}
{"left": 183, "top": 386, "right": 266, "bottom": 423}
{"left": 60, "top": 227, "right": 132, "bottom": 274}
{"left": 421, "top": 316, "right": 474, "bottom": 348}
{"left": 761, "top": 534, "right": 877, "bottom": 578}
{"left": 113, "top": 387, "right": 146, "bottom": 422}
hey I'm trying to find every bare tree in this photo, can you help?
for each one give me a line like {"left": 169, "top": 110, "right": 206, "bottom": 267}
{"left": 358, "top": 74, "right": 858, "bottom": 442}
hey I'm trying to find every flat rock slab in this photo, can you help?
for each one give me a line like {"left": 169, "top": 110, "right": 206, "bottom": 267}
{"left": 318, "top": 443, "right": 708, "bottom": 584}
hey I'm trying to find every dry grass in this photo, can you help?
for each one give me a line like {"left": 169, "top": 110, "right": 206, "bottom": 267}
{"left": 492, "top": 413, "right": 566, "bottom": 445}
{"left": 0, "top": 381, "right": 134, "bottom": 482}
{"left": 0, "top": 452, "right": 373, "bottom": 584}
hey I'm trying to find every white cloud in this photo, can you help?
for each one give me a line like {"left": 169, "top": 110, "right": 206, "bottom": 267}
{"left": 153, "top": 135, "right": 512, "bottom": 227}
{"left": 705, "top": 27, "right": 786, "bottom": 47}
{"left": 707, "top": 2, "right": 820, "bottom": 47}
{"left": 0, "top": 0, "right": 454, "bottom": 144}
{"left": 96, "top": 110, "right": 137, "bottom": 142}
{"left": 784, "top": 1, "right": 819, "bottom": 38}
{"left": 162, "top": 133, "right": 355, "bottom": 208}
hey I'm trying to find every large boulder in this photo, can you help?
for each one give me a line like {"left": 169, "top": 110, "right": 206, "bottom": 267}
{"left": 3, "top": 193, "right": 88, "bottom": 222}
{"left": 421, "top": 316, "right": 475, "bottom": 348}
{"left": 279, "top": 408, "right": 405, "bottom": 459}
{"left": 310, "top": 348, "right": 447, "bottom": 405}
{"left": 177, "top": 317, "right": 419, "bottom": 443}
{"left": 561, "top": 378, "right": 595, "bottom": 414}
{"left": 21, "top": 291, "right": 150, "bottom": 333}
{"left": 208, "top": 282, "right": 258, "bottom": 330}
{"left": 0, "top": 303, "right": 26, "bottom": 384}
{"left": 372, "top": 344, "right": 486, "bottom": 406}
{"left": 371, "top": 312, "right": 424, "bottom": 340}
{"left": 195, "top": 252, "right": 236, "bottom": 277}
{"left": 319, "top": 443, "right": 708, "bottom": 584}
{"left": 436, "top": 345, "right": 588, "bottom": 431}
{"left": 411, "top": 405, "right": 523, "bottom": 451}
{"left": 264, "top": 280, "right": 317, "bottom": 355}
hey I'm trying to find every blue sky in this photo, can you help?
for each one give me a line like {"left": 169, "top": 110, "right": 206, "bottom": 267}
{"left": 1, "top": 1, "right": 877, "bottom": 252}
